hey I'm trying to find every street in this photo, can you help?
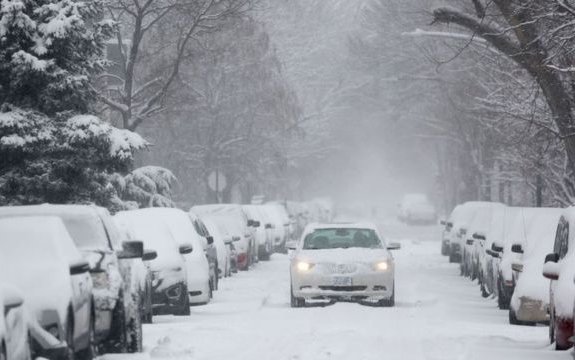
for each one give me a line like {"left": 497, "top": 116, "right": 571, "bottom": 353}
{"left": 102, "top": 221, "right": 569, "bottom": 360}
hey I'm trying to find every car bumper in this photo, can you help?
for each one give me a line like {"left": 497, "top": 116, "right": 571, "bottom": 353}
{"left": 292, "top": 272, "right": 394, "bottom": 301}
{"left": 187, "top": 278, "right": 210, "bottom": 304}
{"left": 514, "top": 297, "right": 548, "bottom": 323}
{"left": 152, "top": 282, "right": 188, "bottom": 315}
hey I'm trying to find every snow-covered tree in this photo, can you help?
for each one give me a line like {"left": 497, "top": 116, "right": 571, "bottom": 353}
{"left": 0, "top": 0, "right": 113, "bottom": 115}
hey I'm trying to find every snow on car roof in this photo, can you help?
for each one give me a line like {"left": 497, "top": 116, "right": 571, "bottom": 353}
{"left": 305, "top": 222, "right": 379, "bottom": 232}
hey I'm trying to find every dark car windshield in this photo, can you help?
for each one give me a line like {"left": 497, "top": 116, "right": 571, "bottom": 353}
{"left": 303, "top": 228, "right": 382, "bottom": 250}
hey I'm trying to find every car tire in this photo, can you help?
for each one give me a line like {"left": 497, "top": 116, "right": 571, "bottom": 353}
{"left": 509, "top": 308, "right": 522, "bottom": 325}
{"left": 290, "top": 286, "right": 304, "bottom": 308}
{"left": 65, "top": 315, "right": 76, "bottom": 360}
{"left": 127, "top": 292, "right": 143, "bottom": 353}
{"left": 173, "top": 285, "right": 191, "bottom": 316}
{"left": 103, "top": 296, "right": 128, "bottom": 354}
{"left": 0, "top": 342, "right": 6, "bottom": 360}
{"left": 77, "top": 313, "right": 97, "bottom": 360}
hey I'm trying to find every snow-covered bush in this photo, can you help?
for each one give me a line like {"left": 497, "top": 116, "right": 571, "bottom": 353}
{"left": 0, "top": 0, "right": 113, "bottom": 114}
{"left": 110, "top": 166, "right": 178, "bottom": 210}
{"left": 0, "top": 105, "right": 147, "bottom": 206}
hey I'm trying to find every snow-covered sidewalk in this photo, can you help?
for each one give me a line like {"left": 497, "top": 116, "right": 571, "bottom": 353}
{"left": 101, "top": 224, "right": 571, "bottom": 360}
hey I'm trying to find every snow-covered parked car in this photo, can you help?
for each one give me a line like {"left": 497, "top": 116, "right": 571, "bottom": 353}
{"left": 115, "top": 210, "right": 193, "bottom": 316}
{"left": 507, "top": 208, "right": 561, "bottom": 325}
{"left": 462, "top": 203, "right": 504, "bottom": 279}
{"left": 447, "top": 201, "right": 491, "bottom": 263}
{"left": 0, "top": 284, "right": 31, "bottom": 360}
{"left": 113, "top": 218, "right": 156, "bottom": 328}
{"left": 289, "top": 223, "right": 400, "bottom": 307}
{"left": 188, "top": 211, "right": 219, "bottom": 291}
{"left": 0, "top": 205, "right": 145, "bottom": 354}
{"left": 542, "top": 207, "right": 575, "bottom": 350}
{"left": 139, "top": 208, "right": 212, "bottom": 304}
{"left": 192, "top": 204, "right": 255, "bottom": 270}
{"left": 201, "top": 216, "right": 234, "bottom": 278}
{"left": 398, "top": 193, "right": 436, "bottom": 225}
{"left": 263, "top": 203, "right": 291, "bottom": 253}
{"left": 0, "top": 216, "right": 94, "bottom": 360}
{"left": 243, "top": 205, "right": 273, "bottom": 261}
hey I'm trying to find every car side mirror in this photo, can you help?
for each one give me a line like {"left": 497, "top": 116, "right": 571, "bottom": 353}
{"left": 511, "top": 261, "right": 523, "bottom": 273}
{"left": 511, "top": 244, "right": 524, "bottom": 254}
{"left": 286, "top": 240, "right": 298, "bottom": 250}
{"left": 466, "top": 239, "right": 474, "bottom": 245}
{"left": 206, "top": 236, "right": 214, "bottom": 245}
{"left": 545, "top": 253, "right": 559, "bottom": 263}
{"left": 491, "top": 243, "right": 503, "bottom": 252}
{"left": 70, "top": 260, "right": 91, "bottom": 275}
{"left": 472, "top": 232, "right": 486, "bottom": 241}
{"left": 387, "top": 242, "right": 401, "bottom": 250}
{"left": 118, "top": 240, "right": 144, "bottom": 259}
{"left": 253, "top": 221, "right": 261, "bottom": 228}
{"left": 179, "top": 244, "right": 193, "bottom": 254}
{"left": 142, "top": 249, "right": 157, "bottom": 261}
{"left": 439, "top": 220, "right": 446, "bottom": 226}
{"left": 232, "top": 236, "right": 241, "bottom": 242}
{"left": 3, "top": 287, "right": 24, "bottom": 311}
{"left": 485, "top": 249, "right": 499, "bottom": 258}
{"left": 543, "top": 261, "right": 560, "bottom": 280}
{"left": 224, "top": 237, "right": 233, "bottom": 245}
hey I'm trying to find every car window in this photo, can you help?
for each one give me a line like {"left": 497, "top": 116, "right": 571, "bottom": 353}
{"left": 60, "top": 214, "right": 110, "bottom": 250}
{"left": 303, "top": 228, "right": 382, "bottom": 250}
{"left": 557, "top": 218, "right": 569, "bottom": 259}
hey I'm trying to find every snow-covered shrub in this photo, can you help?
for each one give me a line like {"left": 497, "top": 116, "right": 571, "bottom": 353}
{"left": 111, "top": 166, "right": 178, "bottom": 210}
{"left": 0, "top": 105, "right": 147, "bottom": 206}
{"left": 0, "top": 0, "right": 114, "bottom": 114}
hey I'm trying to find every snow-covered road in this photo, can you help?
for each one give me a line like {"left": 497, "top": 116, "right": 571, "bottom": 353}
{"left": 104, "top": 222, "right": 571, "bottom": 360}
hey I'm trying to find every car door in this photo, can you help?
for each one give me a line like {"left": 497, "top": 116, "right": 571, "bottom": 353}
{"left": 551, "top": 218, "right": 569, "bottom": 311}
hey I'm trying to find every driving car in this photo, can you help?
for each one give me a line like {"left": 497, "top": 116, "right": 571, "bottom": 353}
{"left": 288, "top": 223, "right": 400, "bottom": 308}
{"left": 0, "top": 216, "right": 94, "bottom": 360}
{"left": 542, "top": 207, "right": 575, "bottom": 350}
{"left": 508, "top": 208, "right": 561, "bottom": 325}
{"left": 114, "top": 210, "right": 193, "bottom": 316}
{"left": 0, "top": 205, "right": 145, "bottom": 354}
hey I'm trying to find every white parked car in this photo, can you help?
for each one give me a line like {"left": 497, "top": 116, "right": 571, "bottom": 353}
{"left": 243, "top": 205, "right": 273, "bottom": 260}
{"left": 542, "top": 207, "right": 575, "bottom": 350}
{"left": 289, "top": 223, "right": 400, "bottom": 308}
{"left": 0, "top": 284, "right": 30, "bottom": 360}
{"left": 201, "top": 216, "right": 234, "bottom": 278}
{"left": 115, "top": 211, "right": 192, "bottom": 316}
{"left": 263, "top": 204, "right": 291, "bottom": 253}
{"left": 138, "top": 208, "right": 212, "bottom": 304}
{"left": 0, "top": 217, "right": 94, "bottom": 359}
{"left": 508, "top": 208, "right": 561, "bottom": 325}
{"left": 192, "top": 205, "right": 255, "bottom": 270}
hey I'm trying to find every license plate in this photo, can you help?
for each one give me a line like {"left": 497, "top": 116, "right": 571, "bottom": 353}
{"left": 332, "top": 276, "right": 353, "bottom": 286}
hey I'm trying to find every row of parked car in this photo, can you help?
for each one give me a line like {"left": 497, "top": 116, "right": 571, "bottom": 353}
{"left": 0, "top": 199, "right": 328, "bottom": 360}
{"left": 440, "top": 201, "right": 575, "bottom": 351}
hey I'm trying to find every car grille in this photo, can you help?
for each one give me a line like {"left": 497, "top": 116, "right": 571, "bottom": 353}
{"left": 318, "top": 286, "right": 367, "bottom": 292}
{"left": 323, "top": 263, "right": 358, "bottom": 274}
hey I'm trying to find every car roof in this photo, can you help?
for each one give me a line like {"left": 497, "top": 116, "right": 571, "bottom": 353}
{"left": 306, "top": 222, "right": 378, "bottom": 231}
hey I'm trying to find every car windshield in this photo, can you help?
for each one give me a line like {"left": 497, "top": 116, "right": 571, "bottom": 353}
{"left": 303, "top": 228, "right": 382, "bottom": 250}
{"left": 60, "top": 214, "right": 110, "bottom": 250}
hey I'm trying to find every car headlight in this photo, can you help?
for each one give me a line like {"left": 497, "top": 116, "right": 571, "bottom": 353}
{"left": 296, "top": 261, "right": 314, "bottom": 272}
{"left": 374, "top": 261, "right": 389, "bottom": 271}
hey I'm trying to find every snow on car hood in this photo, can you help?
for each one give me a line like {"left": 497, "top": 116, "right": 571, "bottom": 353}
{"left": 295, "top": 247, "right": 392, "bottom": 264}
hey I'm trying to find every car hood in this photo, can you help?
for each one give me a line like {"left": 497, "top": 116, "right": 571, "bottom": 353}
{"left": 295, "top": 248, "right": 391, "bottom": 264}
